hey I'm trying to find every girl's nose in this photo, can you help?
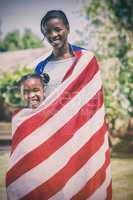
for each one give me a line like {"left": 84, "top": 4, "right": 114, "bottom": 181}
{"left": 28, "top": 91, "right": 35, "bottom": 98}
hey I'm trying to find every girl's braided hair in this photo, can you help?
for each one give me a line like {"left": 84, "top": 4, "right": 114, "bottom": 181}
{"left": 17, "top": 73, "right": 50, "bottom": 87}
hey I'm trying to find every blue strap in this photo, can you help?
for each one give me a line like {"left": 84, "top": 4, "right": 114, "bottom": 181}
{"left": 35, "top": 44, "right": 86, "bottom": 75}
{"left": 35, "top": 54, "right": 52, "bottom": 75}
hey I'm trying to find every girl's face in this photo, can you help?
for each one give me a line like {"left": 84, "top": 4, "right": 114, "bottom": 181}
{"left": 43, "top": 18, "right": 69, "bottom": 50}
{"left": 21, "top": 78, "right": 45, "bottom": 109}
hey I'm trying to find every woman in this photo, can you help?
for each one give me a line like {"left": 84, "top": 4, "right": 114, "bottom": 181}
{"left": 35, "top": 10, "right": 85, "bottom": 96}
{"left": 6, "top": 10, "right": 112, "bottom": 200}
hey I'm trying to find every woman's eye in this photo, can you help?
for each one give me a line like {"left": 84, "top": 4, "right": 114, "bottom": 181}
{"left": 45, "top": 30, "right": 51, "bottom": 35}
{"left": 45, "top": 28, "right": 62, "bottom": 35}
{"left": 55, "top": 28, "right": 62, "bottom": 32}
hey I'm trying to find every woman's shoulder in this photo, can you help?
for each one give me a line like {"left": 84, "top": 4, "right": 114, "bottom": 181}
{"left": 35, "top": 54, "right": 53, "bottom": 75}
{"left": 71, "top": 44, "right": 86, "bottom": 51}
{"left": 71, "top": 44, "right": 94, "bottom": 56}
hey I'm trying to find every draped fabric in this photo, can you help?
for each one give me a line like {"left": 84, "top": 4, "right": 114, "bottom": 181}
{"left": 6, "top": 49, "right": 112, "bottom": 200}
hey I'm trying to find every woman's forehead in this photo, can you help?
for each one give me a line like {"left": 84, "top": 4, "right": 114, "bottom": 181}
{"left": 45, "top": 17, "right": 66, "bottom": 28}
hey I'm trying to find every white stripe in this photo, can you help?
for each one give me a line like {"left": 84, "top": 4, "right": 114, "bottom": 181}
{"left": 9, "top": 70, "right": 102, "bottom": 168}
{"left": 49, "top": 134, "right": 109, "bottom": 200}
{"left": 88, "top": 165, "right": 111, "bottom": 200}
{"left": 12, "top": 109, "right": 35, "bottom": 136}
{"left": 71, "top": 49, "right": 92, "bottom": 76}
{"left": 7, "top": 106, "right": 105, "bottom": 199}
{"left": 12, "top": 51, "right": 94, "bottom": 135}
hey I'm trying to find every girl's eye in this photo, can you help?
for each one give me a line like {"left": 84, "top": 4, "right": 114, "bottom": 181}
{"left": 33, "top": 88, "right": 40, "bottom": 92}
{"left": 23, "top": 88, "right": 40, "bottom": 94}
{"left": 23, "top": 90, "right": 29, "bottom": 94}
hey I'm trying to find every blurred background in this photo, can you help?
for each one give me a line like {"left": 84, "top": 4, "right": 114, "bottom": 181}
{"left": 0, "top": 0, "right": 133, "bottom": 199}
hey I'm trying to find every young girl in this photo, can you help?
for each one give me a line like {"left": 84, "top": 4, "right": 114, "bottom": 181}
{"left": 19, "top": 73, "right": 49, "bottom": 109}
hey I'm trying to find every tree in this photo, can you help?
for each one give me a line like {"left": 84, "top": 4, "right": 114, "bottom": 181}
{"left": 22, "top": 29, "right": 43, "bottom": 49}
{"left": 77, "top": 0, "right": 133, "bottom": 138}
{"left": 0, "top": 29, "right": 44, "bottom": 52}
{"left": 0, "top": 66, "right": 33, "bottom": 121}
{"left": 2, "top": 30, "right": 24, "bottom": 51}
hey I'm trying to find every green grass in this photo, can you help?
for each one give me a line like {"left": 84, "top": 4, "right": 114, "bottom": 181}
{"left": 0, "top": 151, "right": 9, "bottom": 200}
{"left": 0, "top": 150, "right": 133, "bottom": 200}
{"left": 111, "top": 153, "right": 133, "bottom": 200}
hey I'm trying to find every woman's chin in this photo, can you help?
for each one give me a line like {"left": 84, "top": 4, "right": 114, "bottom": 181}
{"left": 51, "top": 42, "right": 63, "bottom": 49}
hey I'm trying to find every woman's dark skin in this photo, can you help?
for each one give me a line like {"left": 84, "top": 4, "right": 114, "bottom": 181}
{"left": 42, "top": 18, "right": 74, "bottom": 61}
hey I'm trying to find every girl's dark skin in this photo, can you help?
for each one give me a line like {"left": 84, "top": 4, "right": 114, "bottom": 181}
{"left": 21, "top": 77, "right": 45, "bottom": 109}
{"left": 42, "top": 17, "right": 74, "bottom": 61}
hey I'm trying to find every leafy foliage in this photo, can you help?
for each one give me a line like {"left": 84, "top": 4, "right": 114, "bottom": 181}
{"left": 80, "top": 0, "right": 133, "bottom": 136}
{"left": 0, "top": 29, "right": 43, "bottom": 52}
{"left": 0, "top": 66, "right": 33, "bottom": 108}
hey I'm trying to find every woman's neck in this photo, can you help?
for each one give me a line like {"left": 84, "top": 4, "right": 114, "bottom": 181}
{"left": 52, "top": 44, "right": 74, "bottom": 61}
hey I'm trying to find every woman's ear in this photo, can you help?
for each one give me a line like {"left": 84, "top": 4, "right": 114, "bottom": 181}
{"left": 67, "top": 25, "right": 70, "bottom": 33}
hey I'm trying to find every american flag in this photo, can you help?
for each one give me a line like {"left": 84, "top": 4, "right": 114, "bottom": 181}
{"left": 6, "top": 50, "right": 112, "bottom": 200}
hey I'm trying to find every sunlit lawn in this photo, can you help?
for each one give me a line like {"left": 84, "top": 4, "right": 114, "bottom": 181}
{"left": 111, "top": 153, "right": 133, "bottom": 200}
{"left": 0, "top": 150, "right": 9, "bottom": 200}
{"left": 0, "top": 150, "right": 133, "bottom": 200}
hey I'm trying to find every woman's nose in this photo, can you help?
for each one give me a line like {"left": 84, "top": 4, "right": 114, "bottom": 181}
{"left": 50, "top": 30, "right": 58, "bottom": 37}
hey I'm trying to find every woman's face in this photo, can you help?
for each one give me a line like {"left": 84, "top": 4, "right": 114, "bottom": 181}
{"left": 21, "top": 78, "right": 45, "bottom": 109}
{"left": 43, "top": 18, "right": 69, "bottom": 49}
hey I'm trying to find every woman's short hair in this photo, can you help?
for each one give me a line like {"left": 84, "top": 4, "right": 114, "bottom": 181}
{"left": 41, "top": 10, "right": 70, "bottom": 34}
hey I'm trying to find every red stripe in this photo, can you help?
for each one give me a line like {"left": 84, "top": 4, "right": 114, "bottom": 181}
{"left": 6, "top": 88, "right": 103, "bottom": 186}
{"left": 12, "top": 108, "right": 22, "bottom": 117}
{"left": 62, "top": 51, "right": 82, "bottom": 82}
{"left": 106, "top": 180, "right": 112, "bottom": 200}
{"left": 71, "top": 150, "right": 110, "bottom": 200}
{"left": 21, "top": 121, "right": 107, "bottom": 200}
{"left": 11, "top": 56, "right": 98, "bottom": 153}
